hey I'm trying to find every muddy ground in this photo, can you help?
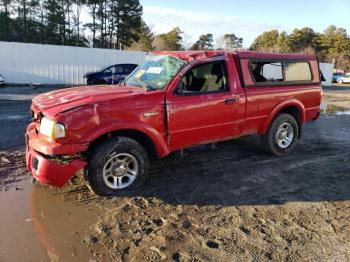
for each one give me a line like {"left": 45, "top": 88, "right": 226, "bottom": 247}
{"left": 0, "top": 85, "right": 350, "bottom": 261}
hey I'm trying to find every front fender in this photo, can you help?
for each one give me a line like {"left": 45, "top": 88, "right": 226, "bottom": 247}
{"left": 259, "top": 99, "right": 306, "bottom": 134}
{"left": 82, "top": 121, "right": 170, "bottom": 158}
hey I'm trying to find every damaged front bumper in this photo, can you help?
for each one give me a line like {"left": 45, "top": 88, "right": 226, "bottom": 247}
{"left": 25, "top": 123, "right": 87, "bottom": 187}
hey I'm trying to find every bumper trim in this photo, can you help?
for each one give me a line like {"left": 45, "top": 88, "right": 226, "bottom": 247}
{"left": 26, "top": 148, "right": 87, "bottom": 187}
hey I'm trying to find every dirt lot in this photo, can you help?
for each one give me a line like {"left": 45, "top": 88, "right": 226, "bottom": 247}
{"left": 0, "top": 85, "right": 350, "bottom": 261}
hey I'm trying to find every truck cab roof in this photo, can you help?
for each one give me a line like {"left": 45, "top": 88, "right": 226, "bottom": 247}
{"left": 151, "top": 50, "right": 318, "bottom": 62}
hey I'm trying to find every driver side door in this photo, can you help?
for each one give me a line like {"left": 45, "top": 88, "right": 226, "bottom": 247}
{"left": 166, "top": 57, "right": 243, "bottom": 150}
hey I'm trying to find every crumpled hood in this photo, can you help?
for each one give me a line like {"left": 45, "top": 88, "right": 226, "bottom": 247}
{"left": 32, "top": 85, "right": 146, "bottom": 117}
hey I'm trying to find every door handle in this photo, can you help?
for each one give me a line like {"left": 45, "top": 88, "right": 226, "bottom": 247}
{"left": 225, "top": 97, "right": 238, "bottom": 105}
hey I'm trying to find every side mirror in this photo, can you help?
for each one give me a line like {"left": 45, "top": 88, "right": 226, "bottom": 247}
{"left": 174, "top": 81, "right": 185, "bottom": 96}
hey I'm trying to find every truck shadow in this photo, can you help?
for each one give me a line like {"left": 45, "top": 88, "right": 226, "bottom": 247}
{"left": 35, "top": 115, "right": 349, "bottom": 207}
{"left": 23, "top": 116, "right": 350, "bottom": 261}
{"left": 26, "top": 115, "right": 350, "bottom": 207}
{"left": 123, "top": 125, "right": 350, "bottom": 206}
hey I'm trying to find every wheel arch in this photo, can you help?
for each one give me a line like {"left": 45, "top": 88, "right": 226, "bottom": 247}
{"left": 85, "top": 127, "right": 169, "bottom": 159}
{"left": 260, "top": 100, "right": 305, "bottom": 138}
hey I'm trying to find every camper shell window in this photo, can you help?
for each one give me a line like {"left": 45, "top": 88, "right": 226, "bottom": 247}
{"left": 249, "top": 59, "right": 313, "bottom": 85}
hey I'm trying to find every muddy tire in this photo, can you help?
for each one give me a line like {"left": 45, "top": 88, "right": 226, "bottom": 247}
{"left": 261, "top": 113, "right": 299, "bottom": 156}
{"left": 86, "top": 137, "right": 149, "bottom": 196}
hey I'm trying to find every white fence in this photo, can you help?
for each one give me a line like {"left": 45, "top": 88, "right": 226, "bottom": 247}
{"left": 0, "top": 41, "right": 334, "bottom": 86}
{"left": 319, "top": 63, "right": 334, "bottom": 86}
{"left": 0, "top": 41, "right": 146, "bottom": 85}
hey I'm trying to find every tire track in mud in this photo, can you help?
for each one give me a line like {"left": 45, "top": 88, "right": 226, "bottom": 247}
{"left": 95, "top": 116, "right": 349, "bottom": 260}
{"left": 0, "top": 151, "right": 28, "bottom": 191}
{"left": 40, "top": 115, "right": 350, "bottom": 261}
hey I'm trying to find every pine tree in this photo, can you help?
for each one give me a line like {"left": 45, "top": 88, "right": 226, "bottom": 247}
{"left": 153, "top": 27, "right": 183, "bottom": 51}
{"left": 223, "top": 33, "right": 243, "bottom": 49}
{"left": 190, "top": 34, "right": 213, "bottom": 50}
{"left": 44, "top": 0, "right": 65, "bottom": 44}
{"left": 111, "top": 0, "right": 142, "bottom": 49}
{"left": 128, "top": 21, "right": 154, "bottom": 51}
{"left": 85, "top": 0, "right": 100, "bottom": 47}
{"left": 0, "top": 0, "right": 13, "bottom": 41}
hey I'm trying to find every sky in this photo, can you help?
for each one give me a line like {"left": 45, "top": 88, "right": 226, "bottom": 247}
{"left": 140, "top": 0, "right": 350, "bottom": 48}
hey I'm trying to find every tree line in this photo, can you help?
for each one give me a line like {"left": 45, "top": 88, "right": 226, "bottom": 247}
{"left": 0, "top": 0, "right": 243, "bottom": 52}
{"left": 154, "top": 26, "right": 350, "bottom": 70}
{"left": 150, "top": 28, "right": 243, "bottom": 51}
{"left": 0, "top": 0, "right": 146, "bottom": 48}
{"left": 1, "top": 0, "right": 349, "bottom": 69}
{"left": 148, "top": 25, "right": 350, "bottom": 70}
{"left": 250, "top": 26, "right": 350, "bottom": 70}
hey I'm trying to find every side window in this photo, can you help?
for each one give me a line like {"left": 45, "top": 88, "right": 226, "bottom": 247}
{"left": 250, "top": 60, "right": 312, "bottom": 84}
{"left": 125, "top": 64, "right": 137, "bottom": 74}
{"left": 104, "top": 66, "right": 112, "bottom": 74}
{"left": 114, "top": 65, "right": 124, "bottom": 73}
{"left": 251, "top": 61, "right": 283, "bottom": 82}
{"left": 284, "top": 62, "right": 312, "bottom": 81}
{"left": 179, "top": 61, "right": 229, "bottom": 94}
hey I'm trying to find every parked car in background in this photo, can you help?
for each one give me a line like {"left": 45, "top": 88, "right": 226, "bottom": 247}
{"left": 332, "top": 72, "right": 345, "bottom": 83}
{"left": 84, "top": 63, "right": 138, "bottom": 85}
{"left": 0, "top": 74, "right": 5, "bottom": 86}
{"left": 336, "top": 74, "right": 350, "bottom": 84}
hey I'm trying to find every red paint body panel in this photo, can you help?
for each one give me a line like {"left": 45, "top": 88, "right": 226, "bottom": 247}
{"left": 32, "top": 85, "right": 149, "bottom": 117}
{"left": 26, "top": 147, "right": 86, "bottom": 187}
{"left": 26, "top": 123, "right": 87, "bottom": 187}
{"left": 26, "top": 50, "right": 322, "bottom": 187}
{"left": 26, "top": 122, "right": 89, "bottom": 155}
{"left": 165, "top": 53, "right": 246, "bottom": 150}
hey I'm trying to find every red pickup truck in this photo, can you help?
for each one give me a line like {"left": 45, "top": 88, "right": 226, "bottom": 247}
{"left": 26, "top": 51, "right": 322, "bottom": 196}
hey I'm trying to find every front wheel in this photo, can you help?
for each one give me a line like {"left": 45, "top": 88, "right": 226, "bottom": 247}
{"left": 261, "top": 113, "right": 299, "bottom": 156}
{"left": 86, "top": 137, "right": 149, "bottom": 196}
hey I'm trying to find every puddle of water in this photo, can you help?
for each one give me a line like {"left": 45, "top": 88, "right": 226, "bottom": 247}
{"left": 335, "top": 111, "right": 350, "bottom": 115}
{"left": 0, "top": 178, "right": 101, "bottom": 261}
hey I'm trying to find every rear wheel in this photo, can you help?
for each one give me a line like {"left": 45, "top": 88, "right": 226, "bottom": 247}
{"left": 261, "top": 113, "right": 299, "bottom": 156}
{"left": 86, "top": 137, "right": 149, "bottom": 196}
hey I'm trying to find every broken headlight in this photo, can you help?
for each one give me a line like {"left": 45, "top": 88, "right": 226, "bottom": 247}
{"left": 39, "top": 117, "right": 67, "bottom": 139}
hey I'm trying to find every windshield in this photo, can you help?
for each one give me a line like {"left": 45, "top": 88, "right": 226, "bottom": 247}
{"left": 96, "top": 65, "right": 111, "bottom": 73}
{"left": 125, "top": 55, "right": 187, "bottom": 90}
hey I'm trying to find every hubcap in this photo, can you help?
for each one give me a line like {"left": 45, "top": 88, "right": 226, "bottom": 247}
{"left": 275, "top": 122, "right": 294, "bottom": 149}
{"left": 102, "top": 153, "right": 139, "bottom": 189}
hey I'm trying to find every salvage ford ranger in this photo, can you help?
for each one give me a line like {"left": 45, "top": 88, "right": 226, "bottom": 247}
{"left": 26, "top": 51, "right": 322, "bottom": 196}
